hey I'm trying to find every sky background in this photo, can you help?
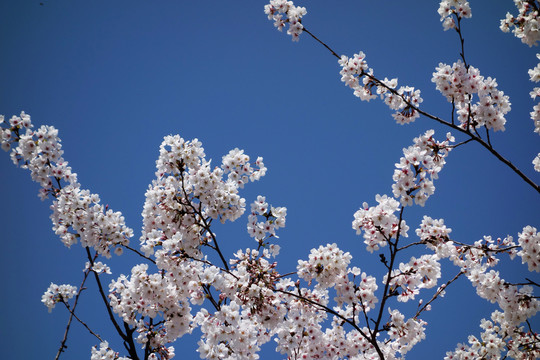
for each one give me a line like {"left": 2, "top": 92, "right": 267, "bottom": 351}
{"left": 0, "top": 0, "right": 539, "bottom": 359}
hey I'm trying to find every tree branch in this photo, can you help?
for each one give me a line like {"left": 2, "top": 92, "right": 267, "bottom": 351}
{"left": 414, "top": 271, "right": 464, "bottom": 319}
{"left": 85, "top": 248, "right": 140, "bottom": 360}
{"left": 301, "top": 23, "right": 539, "bottom": 194}
{"left": 55, "top": 254, "right": 95, "bottom": 360}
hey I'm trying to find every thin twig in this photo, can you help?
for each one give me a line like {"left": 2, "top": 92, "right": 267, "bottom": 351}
{"left": 414, "top": 271, "right": 464, "bottom": 319}
{"left": 124, "top": 245, "right": 156, "bottom": 264}
{"left": 303, "top": 27, "right": 340, "bottom": 59}
{"left": 60, "top": 300, "right": 103, "bottom": 342}
{"left": 55, "top": 254, "right": 96, "bottom": 360}
{"left": 448, "top": 138, "right": 474, "bottom": 149}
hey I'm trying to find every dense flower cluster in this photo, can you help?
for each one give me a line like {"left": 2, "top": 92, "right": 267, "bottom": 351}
{"left": 500, "top": 0, "right": 540, "bottom": 47}
{"left": 139, "top": 134, "right": 266, "bottom": 257}
{"left": 417, "top": 218, "right": 540, "bottom": 348}
{"left": 297, "top": 243, "right": 352, "bottom": 289}
{"left": 338, "top": 52, "right": 423, "bottom": 125}
{"left": 386, "top": 254, "right": 442, "bottom": 302}
{"left": 387, "top": 308, "right": 427, "bottom": 355}
{"left": 90, "top": 341, "right": 132, "bottom": 360}
{"left": 1, "top": 112, "right": 77, "bottom": 194}
{"left": 51, "top": 185, "right": 132, "bottom": 257}
{"left": 336, "top": 267, "right": 379, "bottom": 312}
{"left": 247, "top": 195, "right": 287, "bottom": 243}
{"left": 416, "top": 216, "right": 452, "bottom": 244}
{"left": 445, "top": 310, "right": 540, "bottom": 360}
{"left": 352, "top": 194, "right": 409, "bottom": 253}
{"left": 111, "top": 133, "right": 290, "bottom": 358}
{"left": 517, "top": 225, "right": 540, "bottom": 272}
{"left": 264, "top": 0, "right": 306, "bottom": 41}
{"left": 194, "top": 246, "right": 285, "bottom": 359}
{"left": 534, "top": 153, "right": 540, "bottom": 171}
{"left": 0, "top": 113, "right": 133, "bottom": 257}
{"left": 432, "top": 60, "right": 511, "bottom": 132}
{"left": 414, "top": 218, "right": 540, "bottom": 358}
{"left": 438, "top": 0, "right": 472, "bottom": 31}
{"left": 41, "top": 283, "right": 77, "bottom": 313}
{"left": 528, "top": 54, "right": 540, "bottom": 135}
{"left": 195, "top": 301, "right": 268, "bottom": 360}
{"left": 108, "top": 263, "right": 190, "bottom": 355}
{"left": 392, "top": 130, "right": 454, "bottom": 207}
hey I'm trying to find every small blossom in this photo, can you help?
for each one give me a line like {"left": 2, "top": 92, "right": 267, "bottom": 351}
{"left": 500, "top": 0, "right": 540, "bottom": 47}
{"left": 41, "top": 283, "right": 77, "bottom": 313}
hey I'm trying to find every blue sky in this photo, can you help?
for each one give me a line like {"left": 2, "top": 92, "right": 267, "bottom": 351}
{"left": 1, "top": 0, "right": 539, "bottom": 359}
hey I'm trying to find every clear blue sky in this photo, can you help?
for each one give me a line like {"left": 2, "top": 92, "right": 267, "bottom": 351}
{"left": 1, "top": 0, "right": 538, "bottom": 359}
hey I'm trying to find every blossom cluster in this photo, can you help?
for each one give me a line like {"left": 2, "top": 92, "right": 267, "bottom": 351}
{"left": 0, "top": 113, "right": 133, "bottom": 257}
{"left": 247, "top": 195, "right": 287, "bottom": 243}
{"left": 335, "top": 267, "right": 379, "bottom": 312}
{"left": 297, "top": 243, "right": 352, "bottom": 289}
{"left": 229, "top": 248, "right": 282, "bottom": 320}
{"left": 195, "top": 301, "right": 268, "bottom": 360}
{"left": 84, "top": 261, "right": 112, "bottom": 275}
{"left": 113, "top": 134, "right": 286, "bottom": 357}
{"left": 534, "top": 153, "right": 540, "bottom": 172}
{"left": 517, "top": 225, "right": 540, "bottom": 272}
{"left": 432, "top": 60, "right": 511, "bottom": 132}
{"left": 392, "top": 130, "right": 454, "bottom": 207}
{"left": 528, "top": 54, "right": 540, "bottom": 137}
{"left": 291, "top": 245, "right": 432, "bottom": 359}
{"left": 50, "top": 185, "right": 132, "bottom": 257}
{"left": 41, "top": 282, "right": 77, "bottom": 313}
{"left": 108, "top": 263, "right": 192, "bottom": 354}
{"left": 416, "top": 216, "right": 452, "bottom": 244}
{"left": 338, "top": 52, "right": 423, "bottom": 124}
{"left": 437, "top": 0, "right": 472, "bottom": 31}
{"left": 445, "top": 310, "right": 540, "bottom": 360}
{"left": 264, "top": 0, "right": 306, "bottom": 41}
{"left": 1, "top": 113, "right": 77, "bottom": 195}
{"left": 196, "top": 246, "right": 291, "bottom": 359}
{"left": 386, "top": 254, "right": 442, "bottom": 302}
{"left": 140, "top": 134, "right": 266, "bottom": 257}
{"left": 417, "top": 218, "right": 539, "bottom": 349}
{"left": 500, "top": 0, "right": 540, "bottom": 47}
{"left": 90, "top": 341, "right": 132, "bottom": 360}
{"left": 387, "top": 308, "right": 427, "bottom": 355}
{"left": 352, "top": 194, "right": 409, "bottom": 253}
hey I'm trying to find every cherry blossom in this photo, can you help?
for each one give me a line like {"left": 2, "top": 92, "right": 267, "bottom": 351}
{"left": 41, "top": 283, "right": 77, "bottom": 313}
{"left": 297, "top": 243, "right": 352, "bottom": 289}
{"left": 352, "top": 194, "right": 409, "bottom": 253}
{"left": 392, "top": 130, "right": 454, "bottom": 207}
{"left": 1, "top": 1, "right": 539, "bottom": 359}
{"left": 517, "top": 225, "right": 540, "bottom": 272}
{"left": 85, "top": 261, "right": 112, "bottom": 275}
{"left": 338, "top": 53, "right": 423, "bottom": 125}
{"left": 91, "top": 341, "right": 134, "bottom": 360}
{"left": 500, "top": 0, "right": 540, "bottom": 47}
{"left": 438, "top": 0, "right": 472, "bottom": 31}
{"left": 445, "top": 310, "right": 540, "bottom": 360}
{"left": 432, "top": 60, "right": 511, "bottom": 132}
{"left": 264, "top": 0, "right": 306, "bottom": 41}
{"left": 528, "top": 54, "right": 540, "bottom": 135}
